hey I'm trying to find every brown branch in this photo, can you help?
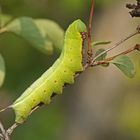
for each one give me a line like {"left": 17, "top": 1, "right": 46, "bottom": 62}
{"left": 92, "top": 44, "right": 140, "bottom": 66}
{"left": 87, "top": 0, "right": 95, "bottom": 63}
{"left": 6, "top": 123, "right": 18, "bottom": 136}
{"left": 83, "top": 28, "right": 140, "bottom": 70}
{"left": 105, "top": 44, "right": 140, "bottom": 61}
{"left": 91, "top": 29, "right": 140, "bottom": 63}
{"left": 0, "top": 121, "right": 5, "bottom": 140}
{"left": 0, "top": 121, "right": 10, "bottom": 140}
{"left": 6, "top": 104, "right": 41, "bottom": 137}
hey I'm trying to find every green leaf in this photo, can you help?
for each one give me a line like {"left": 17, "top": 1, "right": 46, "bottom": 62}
{"left": 0, "top": 14, "right": 13, "bottom": 27}
{"left": 35, "top": 19, "right": 64, "bottom": 51}
{"left": 111, "top": 55, "right": 135, "bottom": 78}
{"left": 3, "top": 17, "right": 64, "bottom": 55}
{"left": 5, "top": 17, "right": 53, "bottom": 54}
{"left": 92, "top": 41, "right": 111, "bottom": 47}
{"left": 0, "top": 54, "right": 5, "bottom": 87}
{"left": 95, "top": 48, "right": 107, "bottom": 61}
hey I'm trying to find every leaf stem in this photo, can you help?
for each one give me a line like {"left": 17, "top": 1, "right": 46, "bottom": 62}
{"left": 0, "top": 121, "right": 10, "bottom": 140}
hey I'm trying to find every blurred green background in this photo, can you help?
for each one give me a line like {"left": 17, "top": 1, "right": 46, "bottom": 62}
{"left": 0, "top": 0, "right": 140, "bottom": 140}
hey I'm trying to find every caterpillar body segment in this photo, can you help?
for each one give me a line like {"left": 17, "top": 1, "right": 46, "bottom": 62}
{"left": 12, "top": 19, "right": 87, "bottom": 123}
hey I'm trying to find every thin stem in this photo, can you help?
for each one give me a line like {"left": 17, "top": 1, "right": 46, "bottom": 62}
{"left": 6, "top": 104, "right": 41, "bottom": 136}
{"left": 87, "top": 0, "right": 95, "bottom": 63}
{"left": 0, "top": 134, "right": 4, "bottom": 140}
{"left": 0, "top": 106, "right": 10, "bottom": 113}
{"left": 0, "top": 121, "right": 5, "bottom": 135}
{"left": 6, "top": 123, "right": 18, "bottom": 136}
{"left": 0, "top": 121, "right": 10, "bottom": 140}
{"left": 92, "top": 30, "right": 139, "bottom": 63}
{"left": 105, "top": 44, "right": 140, "bottom": 61}
{"left": 92, "top": 44, "right": 140, "bottom": 66}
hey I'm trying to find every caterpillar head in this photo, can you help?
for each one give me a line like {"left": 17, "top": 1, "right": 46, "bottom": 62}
{"left": 75, "top": 19, "right": 87, "bottom": 33}
{"left": 65, "top": 19, "right": 87, "bottom": 39}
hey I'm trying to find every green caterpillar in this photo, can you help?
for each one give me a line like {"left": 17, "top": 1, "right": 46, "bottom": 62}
{"left": 11, "top": 19, "right": 87, "bottom": 123}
